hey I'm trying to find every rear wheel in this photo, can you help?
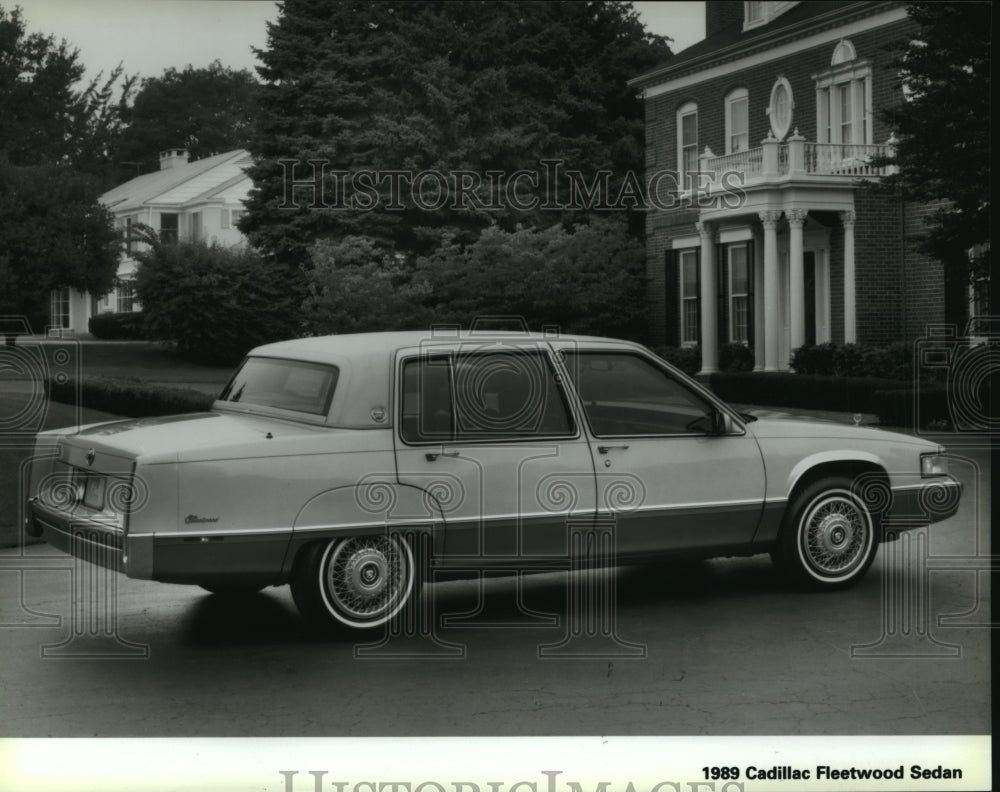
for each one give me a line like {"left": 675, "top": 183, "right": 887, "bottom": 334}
{"left": 773, "top": 476, "right": 879, "bottom": 589}
{"left": 291, "top": 534, "right": 418, "bottom": 631}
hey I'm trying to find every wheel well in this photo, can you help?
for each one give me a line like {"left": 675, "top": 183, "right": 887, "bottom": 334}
{"left": 788, "top": 460, "right": 889, "bottom": 508}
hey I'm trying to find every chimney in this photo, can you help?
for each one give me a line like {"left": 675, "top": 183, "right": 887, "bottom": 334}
{"left": 705, "top": 1, "right": 745, "bottom": 38}
{"left": 158, "top": 148, "right": 190, "bottom": 170}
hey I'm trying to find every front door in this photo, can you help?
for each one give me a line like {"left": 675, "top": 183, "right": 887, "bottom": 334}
{"left": 555, "top": 344, "right": 766, "bottom": 559}
{"left": 394, "top": 341, "right": 596, "bottom": 564}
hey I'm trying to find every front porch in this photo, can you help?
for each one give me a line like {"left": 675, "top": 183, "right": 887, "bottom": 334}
{"left": 680, "top": 136, "right": 893, "bottom": 374}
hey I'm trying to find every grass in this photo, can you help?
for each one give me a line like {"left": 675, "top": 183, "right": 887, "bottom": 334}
{"left": 75, "top": 341, "right": 234, "bottom": 395}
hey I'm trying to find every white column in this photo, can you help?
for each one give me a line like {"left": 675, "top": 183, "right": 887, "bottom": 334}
{"left": 787, "top": 209, "right": 808, "bottom": 351}
{"left": 697, "top": 220, "right": 718, "bottom": 374}
{"left": 759, "top": 210, "right": 782, "bottom": 372}
{"left": 841, "top": 209, "right": 857, "bottom": 343}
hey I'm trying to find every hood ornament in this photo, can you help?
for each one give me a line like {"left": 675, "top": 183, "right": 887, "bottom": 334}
{"left": 86, "top": 448, "right": 96, "bottom": 466}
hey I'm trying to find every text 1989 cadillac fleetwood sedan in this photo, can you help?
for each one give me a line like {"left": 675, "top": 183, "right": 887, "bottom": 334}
{"left": 26, "top": 331, "right": 962, "bottom": 630}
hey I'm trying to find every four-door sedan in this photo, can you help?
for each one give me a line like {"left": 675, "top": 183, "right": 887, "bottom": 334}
{"left": 25, "top": 331, "right": 962, "bottom": 631}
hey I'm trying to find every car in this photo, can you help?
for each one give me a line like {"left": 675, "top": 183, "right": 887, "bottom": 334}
{"left": 25, "top": 330, "right": 962, "bottom": 631}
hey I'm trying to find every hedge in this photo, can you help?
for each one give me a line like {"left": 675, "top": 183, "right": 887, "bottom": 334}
{"left": 706, "top": 371, "right": 952, "bottom": 427}
{"left": 47, "top": 376, "right": 214, "bottom": 418}
{"left": 88, "top": 311, "right": 147, "bottom": 340}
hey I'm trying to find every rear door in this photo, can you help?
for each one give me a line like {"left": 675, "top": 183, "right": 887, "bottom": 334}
{"left": 393, "top": 339, "right": 596, "bottom": 564}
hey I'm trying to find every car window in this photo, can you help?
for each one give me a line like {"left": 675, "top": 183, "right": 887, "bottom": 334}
{"left": 562, "top": 351, "right": 714, "bottom": 436}
{"left": 400, "top": 351, "right": 574, "bottom": 443}
{"left": 218, "top": 358, "right": 338, "bottom": 416}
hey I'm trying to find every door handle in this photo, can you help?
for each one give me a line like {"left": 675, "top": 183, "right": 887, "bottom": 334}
{"left": 597, "top": 445, "right": 630, "bottom": 454}
{"left": 425, "top": 450, "right": 460, "bottom": 461}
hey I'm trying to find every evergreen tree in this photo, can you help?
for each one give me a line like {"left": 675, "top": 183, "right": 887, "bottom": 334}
{"left": 241, "top": 0, "right": 672, "bottom": 272}
{"left": 877, "top": 1, "right": 991, "bottom": 315}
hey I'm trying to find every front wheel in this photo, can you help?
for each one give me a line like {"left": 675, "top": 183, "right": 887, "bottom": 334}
{"left": 773, "top": 476, "right": 879, "bottom": 589}
{"left": 291, "top": 534, "right": 418, "bottom": 631}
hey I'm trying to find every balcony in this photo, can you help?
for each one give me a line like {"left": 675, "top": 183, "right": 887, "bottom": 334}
{"left": 693, "top": 132, "right": 895, "bottom": 198}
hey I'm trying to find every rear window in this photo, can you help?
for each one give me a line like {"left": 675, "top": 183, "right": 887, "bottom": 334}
{"left": 218, "top": 358, "right": 338, "bottom": 416}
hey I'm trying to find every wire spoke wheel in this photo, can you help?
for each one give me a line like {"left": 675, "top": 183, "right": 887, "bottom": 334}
{"left": 774, "top": 476, "right": 880, "bottom": 589}
{"left": 319, "top": 535, "right": 414, "bottom": 627}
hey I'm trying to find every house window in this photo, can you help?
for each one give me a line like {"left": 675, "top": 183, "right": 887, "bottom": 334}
{"left": 679, "top": 249, "right": 699, "bottom": 346}
{"left": 190, "top": 211, "right": 202, "bottom": 242}
{"left": 50, "top": 288, "right": 70, "bottom": 329}
{"left": 767, "top": 77, "right": 793, "bottom": 140}
{"left": 159, "top": 213, "right": 178, "bottom": 243}
{"left": 746, "top": 1, "right": 764, "bottom": 24}
{"left": 815, "top": 40, "right": 872, "bottom": 145}
{"left": 117, "top": 280, "right": 136, "bottom": 313}
{"left": 677, "top": 102, "right": 698, "bottom": 184}
{"left": 729, "top": 245, "right": 750, "bottom": 343}
{"left": 725, "top": 89, "right": 749, "bottom": 154}
{"left": 231, "top": 209, "right": 245, "bottom": 228}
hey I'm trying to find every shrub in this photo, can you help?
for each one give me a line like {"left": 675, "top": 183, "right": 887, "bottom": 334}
{"left": 869, "top": 386, "right": 950, "bottom": 429}
{"left": 135, "top": 239, "right": 301, "bottom": 365}
{"left": 88, "top": 311, "right": 147, "bottom": 340}
{"left": 719, "top": 342, "right": 755, "bottom": 372}
{"left": 707, "top": 371, "right": 905, "bottom": 413}
{"left": 47, "top": 376, "right": 213, "bottom": 418}
{"left": 303, "top": 237, "right": 434, "bottom": 334}
{"left": 792, "top": 342, "right": 919, "bottom": 380}
{"left": 650, "top": 345, "right": 701, "bottom": 376}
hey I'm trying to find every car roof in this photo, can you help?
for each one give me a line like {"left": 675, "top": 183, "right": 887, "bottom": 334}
{"left": 244, "top": 330, "right": 642, "bottom": 428}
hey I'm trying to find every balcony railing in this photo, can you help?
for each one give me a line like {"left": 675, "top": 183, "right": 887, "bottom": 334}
{"left": 699, "top": 134, "right": 895, "bottom": 186}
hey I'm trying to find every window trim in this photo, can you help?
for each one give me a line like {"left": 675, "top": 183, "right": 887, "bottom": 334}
{"left": 678, "top": 248, "right": 700, "bottom": 347}
{"left": 396, "top": 349, "right": 579, "bottom": 446}
{"left": 767, "top": 77, "right": 794, "bottom": 140}
{"left": 814, "top": 41, "right": 873, "bottom": 145}
{"left": 724, "top": 88, "right": 750, "bottom": 154}
{"left": 560, "top": 349, "right": 745, "bottom": 439}
{"left": 728, "top": 244, "right": 750, "bottom": 344}
{"left": 676, "top": 101, "right": 698, "bottom": 184}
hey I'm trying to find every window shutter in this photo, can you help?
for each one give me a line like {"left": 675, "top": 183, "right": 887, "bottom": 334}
{"left": 717, "top": 243, "right": 728, "bottom": 345}
{"left": 664, "top": 250, "right": 679, "bottom": 347}
{"left": 695, "top": 247, "right": 702, "bottom": 347}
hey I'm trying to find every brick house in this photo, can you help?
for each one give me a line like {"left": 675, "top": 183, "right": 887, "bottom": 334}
{"left": 630, "top": 0, "right": 963, "bottom": 373}
{"left": 49, "top": 148, "right": 252, "bottom": 334}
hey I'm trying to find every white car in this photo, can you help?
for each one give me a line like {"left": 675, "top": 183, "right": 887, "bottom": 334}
{"left": 26, "top": 331, "right": 962, "bottom": 631}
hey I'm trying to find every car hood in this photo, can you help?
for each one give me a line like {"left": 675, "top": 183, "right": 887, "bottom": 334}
{"left": 745, "top": 416, "right": 937, "bottom": 450}
{"left": 50, "top": 411, "right": 343, "bottom": 465}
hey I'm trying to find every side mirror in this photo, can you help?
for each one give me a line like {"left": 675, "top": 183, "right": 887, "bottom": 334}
{"left": 712, "top": 410, "right": 735, "bottom": 435}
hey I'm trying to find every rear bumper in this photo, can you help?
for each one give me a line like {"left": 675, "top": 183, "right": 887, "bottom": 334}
{"left": 30, "top": 500, "right": 125, "bottom": 572}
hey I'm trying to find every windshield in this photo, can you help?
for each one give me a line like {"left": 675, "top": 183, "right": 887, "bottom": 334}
{"left": 218, "top": 357, "right": 338, "bottom": 416}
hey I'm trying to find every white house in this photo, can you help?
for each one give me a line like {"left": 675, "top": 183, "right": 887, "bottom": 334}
{"left": 49, "top": 148, "right": 253, "bottom": 334}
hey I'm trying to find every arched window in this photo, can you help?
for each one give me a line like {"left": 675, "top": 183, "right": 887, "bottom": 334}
{"left": 814, "top": 40, "right": 872, "bottom": 144}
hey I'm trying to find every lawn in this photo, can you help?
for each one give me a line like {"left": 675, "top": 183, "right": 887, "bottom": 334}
{"left": 76, "top": 341, "right": 234, "bottom": 395}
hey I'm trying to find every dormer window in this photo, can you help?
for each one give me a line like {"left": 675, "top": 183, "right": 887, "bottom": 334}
{"left": 744, "top": 1, "right": 798, "bottom": 31}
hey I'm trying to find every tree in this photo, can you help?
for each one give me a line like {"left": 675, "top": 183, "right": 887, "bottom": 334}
{"left": 302, "top": 216, "right": 647, "bottom": 339}
{"left": 876, "top": 1, "right": 991, "bottom": 316}
{"left": 113, "top": 61, "right": 257, "bottom": 179}
{"left": 0, "top": 160, "right": 119, "bottom": 323}
{"left": 133, "top": 233, "right": 301, "bottom": 364}
{"left": 0, "top": 4, "right": 136, "bottom": 178}
{"left": 241, "top": 0, "right": 672, "bottom": 273}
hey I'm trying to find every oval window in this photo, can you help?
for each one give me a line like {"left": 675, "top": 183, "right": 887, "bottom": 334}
{"left": 768, "top": 77, "right": 793, "bottom": 140}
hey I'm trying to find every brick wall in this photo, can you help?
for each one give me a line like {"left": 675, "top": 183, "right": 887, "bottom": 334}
{"left": 854, "top": 190, "right": 904, "bottom": 346}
